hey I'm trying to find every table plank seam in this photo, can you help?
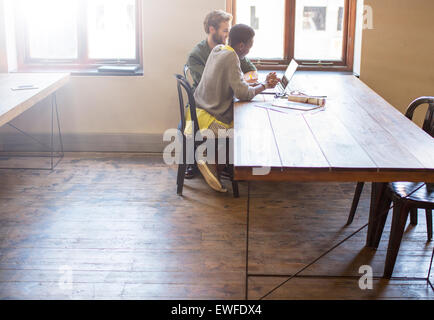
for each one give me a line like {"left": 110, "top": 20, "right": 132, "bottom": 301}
{"left": 265, "top": 108, "right": 284, "bottom": 169}
{"left": 304, "top": 73, "right": 427, "bottom": 171}
{"left": 350, "top": 95, "right": 428, "bottom": 170}
{"left": 325, "top": 101, "right": 382, "bottom": 171}
{"left": 348, "top": 78, "right": 432, "bottom": 170}
{"left": 300, "top": 113, "right": 333, "bottom": 171}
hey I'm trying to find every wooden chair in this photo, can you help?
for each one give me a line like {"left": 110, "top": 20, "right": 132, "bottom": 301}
{"left": 357, "top": 97, "right": 434, "bottom": 278}
{"left": 181, "top": 64, "right": 197, "bottom": 180}
{"left": 378, "top": 182, "right": 434, "bottom": 278}
{"left": 174, "top": 73, "right": 239, "bottom": 197}
{"left": 346, "top": 96, "right": 434, "bottom": 237}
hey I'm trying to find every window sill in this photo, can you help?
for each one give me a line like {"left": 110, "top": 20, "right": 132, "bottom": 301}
{"left": 11, "top": 66, "right": 144, "bottom": 77}
{"left": 72, "top": 68, "right": 144, "bottom": 77}
{"left": 257, "top": 69, "right": 354, "bottom": 78}
{"left": 256, "top": 64, "right": 353, "bottom": 72}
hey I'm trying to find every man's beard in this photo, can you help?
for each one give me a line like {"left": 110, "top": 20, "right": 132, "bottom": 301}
{"left": 212, "top": 33, "right": 225, "bottom": 45}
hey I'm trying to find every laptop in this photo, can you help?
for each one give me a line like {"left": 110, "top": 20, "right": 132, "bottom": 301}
{"left": 262, "top": 59, "right": 299, "bottom": 95}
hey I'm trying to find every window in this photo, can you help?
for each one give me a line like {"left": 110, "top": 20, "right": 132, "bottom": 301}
{"left": 227, "top": 0, "right": 356, "bottom": 71}
{"left": 13, "top": 0, "right": 143, "bottom": 72}
{"left": 234, "top": 0, "right": 285, "bottom": 60}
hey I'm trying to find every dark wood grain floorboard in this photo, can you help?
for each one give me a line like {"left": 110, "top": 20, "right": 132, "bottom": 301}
{"left": 0, "top": 153, "right": 433, "bottom": 299}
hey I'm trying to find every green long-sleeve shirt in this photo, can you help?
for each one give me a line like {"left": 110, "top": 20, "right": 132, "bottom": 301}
{"left": 187, "top": 39, "right": 257, "bottom": 90}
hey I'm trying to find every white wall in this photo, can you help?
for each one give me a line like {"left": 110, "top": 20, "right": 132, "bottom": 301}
{"left": 360, "top": 0, "right": 434, "bottom": 127}
{"left": 0, "top": 0, "right": 8, "bottom": 72}
{"left": 0, "top": 0, "right": 225, "bottom": 151}
{"left": 353, "top": 0, "right": 364, "bottom": 76}
{"left": 4, "top": 0, "right": 17, "bottom": 72}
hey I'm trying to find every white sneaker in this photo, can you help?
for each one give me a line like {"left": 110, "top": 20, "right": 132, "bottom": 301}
{"left": 197, "top": 160, "right": 227, "bottom": 193}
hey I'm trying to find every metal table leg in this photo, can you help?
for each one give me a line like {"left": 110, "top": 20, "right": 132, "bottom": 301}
{"left": 0, "top": 92, "right": 64, "bottom": 171}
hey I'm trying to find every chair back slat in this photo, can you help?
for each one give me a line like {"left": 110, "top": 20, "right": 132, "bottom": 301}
{"left": 183, "top": 64, "right": 189, "bottom": 79}
{"left": 405, "top": 96, "right": 434, "bottom": 138}
{"left": 174, "top": 74, "right": 200, "bottom": 139}
{"left": 183, "top": 64, "right": 193, "bottom": 87}
{"left": 176, "top": 81, "right": 186, "bottom": 132}
{"left": 423, "top": 103, "right": 434, "bottom": 137}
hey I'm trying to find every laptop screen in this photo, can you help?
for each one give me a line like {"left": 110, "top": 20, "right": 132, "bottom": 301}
{"left": 280, "top": 59, "right": 299, "bottom": 92}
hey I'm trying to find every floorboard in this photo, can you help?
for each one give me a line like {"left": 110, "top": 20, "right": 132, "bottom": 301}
{"left": 0, "top": 153, "right": 432, "bottom": 299}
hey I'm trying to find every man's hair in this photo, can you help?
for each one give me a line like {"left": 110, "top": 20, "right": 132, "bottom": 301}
{"left": 203, "top": 10, "right": 232, "bottom": 34}
{"left": 228, "top": 24, "right": 255, "bottom": 47}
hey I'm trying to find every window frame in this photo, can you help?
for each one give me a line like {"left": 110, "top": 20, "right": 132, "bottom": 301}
{"left": 226, "top": 0, "right": 356, "bottom": 71}
{"left": 14, "top": 0, "right": 143, "bottom": 73}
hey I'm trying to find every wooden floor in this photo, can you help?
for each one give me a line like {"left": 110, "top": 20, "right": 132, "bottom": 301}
{"left": 0, "top": 153, "right": 433, "bottom": 300}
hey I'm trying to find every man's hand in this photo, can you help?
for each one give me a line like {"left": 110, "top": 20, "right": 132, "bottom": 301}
{"left": 265, "top": 72, "right": 280, "bottom": 89}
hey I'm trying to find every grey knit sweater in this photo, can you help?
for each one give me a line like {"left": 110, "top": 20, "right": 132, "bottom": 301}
{"left": 193, "top": 45, "right": 256, "bottom": 125}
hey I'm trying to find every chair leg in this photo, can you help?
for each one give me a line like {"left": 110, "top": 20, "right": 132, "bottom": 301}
{"left": 426, "top": 209, "right": 433, "bottom": 241}
{"left": 383, "top": 201, "right": 410, "bottom": 279}
{"left": 215, "top": 139, "right": 221, "bottom": 181}
{"left": 224, "top": 137, "right": 239, "bottom": 198}
{"left": 346, "top": 182, "right": 365, "bottom": 225}
{"left": 177, "top": 164, "right": 186, "bottom": 196}
{"left": 228, "top": 165, "right": 239, "bottom": 198}
{"left": 371, "top": 193, "right": 393, "bottom": 249}
{"left": 366, "top": 183, "right": 387, "bottom": 247}
{"left": 232, "top": 181, "right": 240, "bottom": 198}
{"left": 410, "top": 208, "right": 418, "bottom": 225}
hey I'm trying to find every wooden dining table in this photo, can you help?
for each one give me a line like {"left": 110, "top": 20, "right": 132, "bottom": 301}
{"left": 233, "top": 71, "right": 434, "bottom": 296}
{"left": 234, "top": 71, "right": 434, "bottom": 182}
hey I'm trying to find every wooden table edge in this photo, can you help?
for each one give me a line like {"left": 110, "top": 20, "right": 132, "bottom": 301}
{"left": 0, "top": 73, "right": 71, "bottom": 128}
{"left": 234, "top": 167, "right": 434, "bottom": 182}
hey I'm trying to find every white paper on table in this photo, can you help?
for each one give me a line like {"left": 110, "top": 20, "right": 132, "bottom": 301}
{"left": 254, "top": 103, "right": 304, "bottom": 116}
{"left": 271, "top": 99, "right": 323, "bottom": 111}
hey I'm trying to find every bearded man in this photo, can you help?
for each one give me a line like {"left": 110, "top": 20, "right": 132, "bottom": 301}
{"left": 187, "top": 10, "right": 257, "bottom": 91}
{"left": 184, "top": 10, "right": 258, "bottom": 179}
